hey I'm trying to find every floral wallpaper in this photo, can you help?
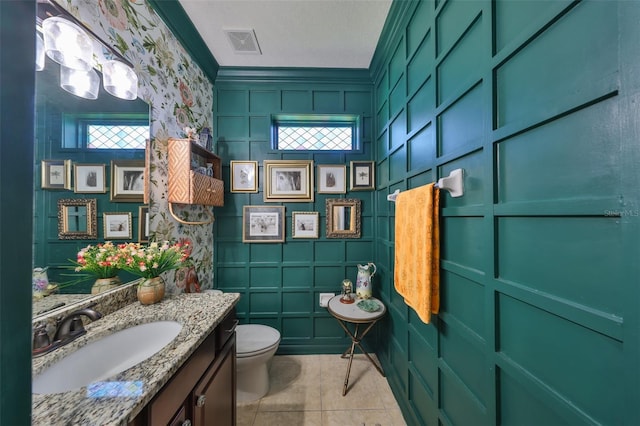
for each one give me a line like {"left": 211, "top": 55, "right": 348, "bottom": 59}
{"left": 60, "top": 0, "right": 215, "bottom": 292}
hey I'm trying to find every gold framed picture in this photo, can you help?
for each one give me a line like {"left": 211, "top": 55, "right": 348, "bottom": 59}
{"left": 230, "top": 160, "right": 258, "bottom": 193}
{"left": 41, "top": 159, "right": 71, "bottom": 190}
{"left": 264, "top": 160, "right": 314, "bottom": 202}
{"left": 110, "top": 159, "right": 145, "bottom": 202}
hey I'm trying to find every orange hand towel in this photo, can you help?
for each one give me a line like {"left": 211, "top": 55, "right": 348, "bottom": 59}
{"left": 393, "top": 183, "right": 440, "bottom": 324}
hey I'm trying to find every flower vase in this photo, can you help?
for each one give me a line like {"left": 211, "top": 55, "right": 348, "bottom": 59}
{"left": 91, "top": 276, "right": 122, "bottom": 294}
{"left": 137, "top": 277, "right": 165, "bottom": 305}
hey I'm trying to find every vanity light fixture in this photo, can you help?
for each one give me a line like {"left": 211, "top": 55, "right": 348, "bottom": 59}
{"left": 42, "top": 16, "right": 93, "bottom": 72}
{"left": 102, "top": 59, "right": 138, "bottom": 101}
{"left": 60, "top": 65, "right": 100, "bottom": 100}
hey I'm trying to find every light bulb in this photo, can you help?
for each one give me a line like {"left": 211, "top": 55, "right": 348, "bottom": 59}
{"left": 102, "top": 60, "right": 138, "bottom": 100}
{"left": 60, "top": 66, "right": 99, "bottom": 100}
{"left": 42, "top": 16, "right": 93, "bottom": 72}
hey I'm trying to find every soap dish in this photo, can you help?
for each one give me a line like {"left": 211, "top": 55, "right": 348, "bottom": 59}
{"left": 357, "top": 299, "right": 380, "bottom": 313}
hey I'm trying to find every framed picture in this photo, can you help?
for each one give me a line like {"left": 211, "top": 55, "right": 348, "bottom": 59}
{"left": 41, "top": 159, "right": 71, "bottom": 190}
{"left": 350, "top": 161, "right": 375, "bottom": 191}
{"left": 264, "top": 160, "right": 314, "bottom": 202}
{"left": 111, "top": 159, "right": 145, "bottom": 202}
{"left": 317, "top": 164, "right": 346, "bottom": 194}
{"left": 242, "top": 205, "right": 285, "bottom": 243}
{"left": 292, "top": 211, "right": 319, "bottom": 239}
{"left": 57, "top": 198, "right": 97, "bottom": 240}
{"left": 104, "top": 212, "right": 132, "bottom": 240}
{"left": 138, "top": 205, "right": 149, "bottom": 243}
{"left": 230, "top": 160, "right": 258, "bottom": 193}
{"left": 74, "top": 163, "right": 106, "bottom": 193}
{"left": 143, "top": 139, "right": 151, "bottom": 204}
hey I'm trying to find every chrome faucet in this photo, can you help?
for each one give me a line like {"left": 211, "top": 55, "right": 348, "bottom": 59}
{"left": 33, "top": 304, "right": 102, "bottom": 357}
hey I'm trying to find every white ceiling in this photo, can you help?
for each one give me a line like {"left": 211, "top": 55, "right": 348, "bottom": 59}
{"left": 177, "top": 0, "right": 393, "bottom": 69}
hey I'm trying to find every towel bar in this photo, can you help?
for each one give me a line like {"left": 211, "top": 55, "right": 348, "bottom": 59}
{"left": 387, "top": 168, "right": 464, "bottom": 201}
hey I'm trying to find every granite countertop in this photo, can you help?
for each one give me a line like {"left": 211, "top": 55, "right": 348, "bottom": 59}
{"left": 32, "top": 292, "right": 240, "bottom": 426}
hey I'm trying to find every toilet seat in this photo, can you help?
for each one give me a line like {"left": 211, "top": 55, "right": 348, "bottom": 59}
{"left": 236, "top": 324, "right": 281, "bottom": 358}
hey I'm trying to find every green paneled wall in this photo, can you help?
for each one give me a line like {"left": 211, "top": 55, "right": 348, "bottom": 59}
{"left": 213, "top": 70, "right": 377, "bottom": 353}
{"left": 371, "top": 0, "right": 640, "bottom": 425}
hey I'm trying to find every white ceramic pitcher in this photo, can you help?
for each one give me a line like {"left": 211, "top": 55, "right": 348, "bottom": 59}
{"left": 355, "top": 262, "right": 376, "bottom": 299}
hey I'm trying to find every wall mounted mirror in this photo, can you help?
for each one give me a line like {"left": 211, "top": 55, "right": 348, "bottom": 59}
{"left": 57, "top": 198, "right": 97, "bottom": 239}
{"left": 326, "top": 198, "right": 361, "bottom": 238}
{"left": 33, "top": 0, "right": 150, "bottom": 316}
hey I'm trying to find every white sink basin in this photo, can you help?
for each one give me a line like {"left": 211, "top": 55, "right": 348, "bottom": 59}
{"left": 33, "top": 321, "right": 182, "bottom": 394}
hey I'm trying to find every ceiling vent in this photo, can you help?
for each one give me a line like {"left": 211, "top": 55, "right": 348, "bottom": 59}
{"left": 224, "top": 29, "right": 261, "bottom": 55}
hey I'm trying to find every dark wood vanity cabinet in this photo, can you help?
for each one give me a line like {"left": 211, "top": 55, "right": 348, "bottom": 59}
{"left": 130, "top": 309, "right": 237, "bottom": 426}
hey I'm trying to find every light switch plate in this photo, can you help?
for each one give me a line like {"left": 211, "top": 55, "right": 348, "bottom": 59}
{"left": 319, "top": 293, "right": 334, "bottom": 307}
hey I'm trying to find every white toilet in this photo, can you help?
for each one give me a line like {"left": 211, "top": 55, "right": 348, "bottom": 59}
{"left": 235, "top": 324, "right": 281, "bottom": 402}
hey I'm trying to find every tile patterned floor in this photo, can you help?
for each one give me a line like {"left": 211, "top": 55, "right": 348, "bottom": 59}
{"left": 237, "top": 354, "right": 407, "bottom": 426}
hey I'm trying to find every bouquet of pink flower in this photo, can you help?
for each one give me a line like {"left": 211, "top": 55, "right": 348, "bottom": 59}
{"left": 117, "top": 241, "right": 191, "bottom": 279}
{"left": 73, "top": 242, "right": 124, "bottom": 279}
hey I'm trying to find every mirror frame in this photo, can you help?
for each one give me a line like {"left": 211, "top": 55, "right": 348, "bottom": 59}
{"left": 326, "top": 198, "right": 361, "bottom": 238}
{"left": 57, "top": 198, "right": 97, "bottom": 239}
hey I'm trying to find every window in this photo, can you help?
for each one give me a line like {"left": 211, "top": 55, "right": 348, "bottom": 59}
{"left": 86, "top": 123, "right": 148, "bottom": 149}
{"left": 62, "top": 114, "right": 148, "bottom": 149}
{"left": 271, "top": 114, "right": 360, "bottom": 151}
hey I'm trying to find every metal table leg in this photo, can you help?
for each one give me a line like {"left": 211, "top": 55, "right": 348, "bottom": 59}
{"left": 335, "top": 319, "right": 385, "bottom": 395}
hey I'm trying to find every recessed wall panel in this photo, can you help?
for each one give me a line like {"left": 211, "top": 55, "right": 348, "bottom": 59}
{"left": 389, "top": 146, "right": 407, "bottom": 182}
{"left": 249, "top": 90, "right": 278, "bottom": 113}
{"left": 217, "top": 89, "right": 246, "bottom": 113}
{"left": 282, "top": 317, "right": 312, "bottom": 338}
{"left": 408, "top": 331, "right": 437, "bottom": 394}
{"left": 495, "top": 1, "right": 617, "bottom": 129}
{"left": 389, "top": 75, "right": 406, "bottom": 118}
{"left": 282, "top": 241, "right": 313, "bottom": 263}
{"left": 249, "top": 267, "right": 281, "bottom": 288}
{"left": 282, "top": 266, "right": 312, "bottom": 287}
{"left": 440, "top": 271, "right": 484, "bottom": 338}
{"left": 408, "top": 77, "right": 433, "bottom": 134}
{"left": 494, "top": 0, "right": 571, "bottom": 53}
{"left": 437, "top": 82, "right": 483, "bottom": 157}
{"left": 441, "top": 216, "right": 485, "bottom": 273}
{"left": 407, "top": 31, "right": 432, "bottom": 96}
{"left": 436, "top": 0, "right": 482, "bottom": 56}
{"left": 498, "top": 217, "right": 624, "bottom": 317}
{"left": 437, "top": 16, "right": 483, "bottom": 106}
{"left": 282, "top": 90, "right": 310, "bottom": 111}
{"left": 249, "top": 116, "right": 269, "bottom": 138}
{"left": 498, "top": 368, "right": 569, "bottom": 426}
{"left": 313, "top": 90, "right": 341, "bottom": 111}
{"left": 407, "top": 0, "right": 432, "bottom": 57}
{"left": 498, "top": 294, "right": 624, "bottom": 425}
{"left": 249, "top": 292, "right": 280, "bottom": 314}
{"left": 390, "top": 111, "right": 406, "bottom": 151}
{"left": 250, "top": 244, "right": 282, "bottom": 262}
{"left": 496, "top": 98, "right": 619, "bottom": 204}
{"left": 440, "top": 366, "right": 487, "bottom": 425}
{"left": 440, "top": 321, "right": 487, "bottom": 404}
{"left": 216, "top": 241, "right": 249, "bottom": 263}
{"left": 283, "top": 292, "right": 311, "bottom": 314}
{"left": 217, "top": 116, "right": 248, "bottom": 139}
{"left": 408, "top": 123, "right": 433, "bottom": 171}
{"left": 389, "top": 39, "right": 405, "bottom": 87}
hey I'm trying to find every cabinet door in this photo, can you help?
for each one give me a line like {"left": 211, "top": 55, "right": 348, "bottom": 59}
{"left": 168, "top": 405, "right": 188, "bottom": 426}
{"left": 192, "top": 337, "right": 236, "bottom": 426}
